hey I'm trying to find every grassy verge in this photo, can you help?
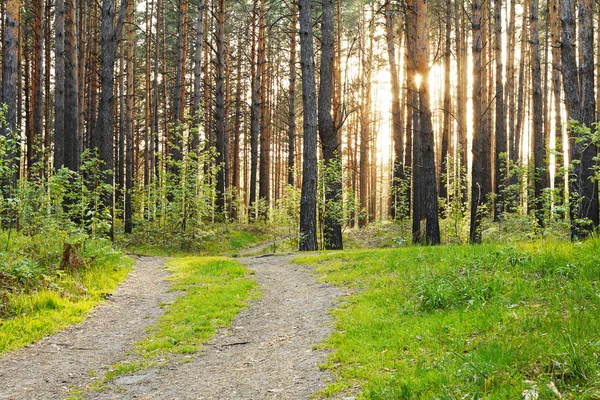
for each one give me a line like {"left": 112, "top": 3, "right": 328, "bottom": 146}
{"left": 86, "top": 257, "right": 259, "bottom": 392}
{"left": 0, "top": 234, "right": 132, "bottom": 354}
{"left": 116, "top": 224, "right": 270, "bottom": 257}
{"left": 295, "top": 240, "right": 600, "bottom": 399}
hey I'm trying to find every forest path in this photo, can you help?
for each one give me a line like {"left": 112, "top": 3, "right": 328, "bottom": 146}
{"left": 0, "top": 252, "right": 343, "bottom": 400}
{"left": 0, "top": 256, "right": 174, "bottom": 400}
{"left": 88, "top": 254, "right": 342, "bottom": 399}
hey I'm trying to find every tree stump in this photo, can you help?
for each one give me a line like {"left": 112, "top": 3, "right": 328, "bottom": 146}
{"left": 60, "top": 242, "right": 84, "bottom": 271}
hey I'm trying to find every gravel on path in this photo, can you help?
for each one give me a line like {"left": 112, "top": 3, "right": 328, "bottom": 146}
{"left": 0, "top": 257, "right": 173, "bottom": 400}
{"left": 89, "top": 254, "right": 343, "bottom": 400}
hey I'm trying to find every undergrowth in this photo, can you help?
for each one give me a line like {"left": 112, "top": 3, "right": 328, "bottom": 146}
{"left": 0, "top": 227, "right": 132, "bottom": 354}
{"left": 295, "top": 239, "right": 600, "bottom": 399}
{"left": 116, "top": 223, "right": 271, "bottom": 256}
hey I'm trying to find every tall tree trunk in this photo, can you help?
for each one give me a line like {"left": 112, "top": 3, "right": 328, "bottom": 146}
{"left": 530, "top": 0, "right": 546, "bottom": 223}
{"left": 513, "top": 0, "right": 529, "bottom": 182}
{"left": 288, "top": 2, "right": 297, "bottom": 187}
{"left": 506, "top": 0, "right": 516, "bottom": 170}
{"left": 258, "top": 0, "right": 269, "bottom": 219}
{"left": 318, "top": 0, "right": 343, "bottom": 250}
{"left": 94, "top": 0, "right": 128, "bottom": 232}
{"left": 416, "top": 0, "right": 440, "bottom": 244}
{"left": 215, "top": 0, "right": 228, "bottom": 216}
{"left": 64, "top": 0, "right": 79, "bottom": 171}
{"left": 493, "top": 0, "right": 506, "bottom": 220}
{"left": 561, "top": 0, "right": 598, "bottom": 238}
{"left": 358, "top": 10, "right": 371, "bottom": 229}
{"left": 406, "top": 0, "right": 422, "bottom": 242}
{"left": 30, "top": 0, "right": 43, "bottom": 174}
{"left": 1, "top": 0, "right": 19, "bottom": 186}
{"left": 191, "top": 0, "right": 204, "bottom": 151}
{"left": 385, "top": 1, "right": 405, "bottom": 220}
{"left": 172, "top": 0, "right": 188, "bottom": 168}
{"left": 54, "top": 0, "right": 65, "bottom": 170}
{"left": 232, "top": 36, "right": 243, "bottom": 219}
{"left": 550, "top": 0, "right": 563, "bottom": 198}
{"left": 124, "top": 0, "right": 134, "bottom": 234}
{"left": 298, "top": 0, "right": 318, "bottom": 251}
{"left": 440, "top": 0, "right": 451, "bottom": 209}
{"left": 249, "top": 0, "right": 260, "bottom": 220}
{"left": 470, "top": 0, "right": 485, "bottom": 243}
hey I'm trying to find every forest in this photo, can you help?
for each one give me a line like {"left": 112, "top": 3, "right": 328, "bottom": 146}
{"left": 1, "top": 0, "right": 600, "bottom": 397}
{"left": 0, "top": 0, "right": 597, "bottom": 249}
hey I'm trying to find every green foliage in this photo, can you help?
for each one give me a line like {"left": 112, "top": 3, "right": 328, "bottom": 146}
{"left": 0, "top": 233, "right": 132, "bottom": 353}
{"left": 296, "top": 240, "right": 600, "bottom": 398}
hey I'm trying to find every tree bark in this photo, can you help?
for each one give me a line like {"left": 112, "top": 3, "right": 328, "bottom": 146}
{"left": 416, "top": 0, "right": 440, "bottom": 244}
{"left": 64, "top": 0, "right": 79, "bottom": 171}
{"left": 298, "top": 0, "right": 318, "bottom": 251}
{"left": 530, "top": 0, "right": 546, "bottom": 223}
{"left": 385, "top": 1, "right": 405, "bottom": 220}
{"left": 1, "top": 0, "right": 19, "bottom": 186}
{"left": 470, "top": 0, "right": 485, "bottom": 243}
{"left": 493, "top": 0, "right": 506, "bottom": 220}
{"left": 191, "top": 0, "right": 204, "bottom": 151}
{"left": 124, "top": 0, "right": 134, "bottom": 234}
{"left": 288, "top": 2, "right": 297, "bottom": 187}
{"left": 54, "top": 0, "right": 65, "bottom": 170}
{"left": 215, "top": 0, "right": 228, "bottom": 216}
{"left": 94, "top": 0, "right": 128, "bottom": 232}
{"left": 318, "top": 0, "right": 343, "bottom": 250}
{"left": 249, "top": 0, "right": 260, "bottom": 220}
{"left": 258, "top": 0, "right": 269, "bottom": 219}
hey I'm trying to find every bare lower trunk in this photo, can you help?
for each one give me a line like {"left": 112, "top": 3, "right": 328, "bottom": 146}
{"left": 298, "top": 0, "right": 318, "bottom": 251}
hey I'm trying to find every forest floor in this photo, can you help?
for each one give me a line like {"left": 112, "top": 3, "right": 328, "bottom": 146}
{"left": 0, "top": 250, "right": 343, "bottom": 399}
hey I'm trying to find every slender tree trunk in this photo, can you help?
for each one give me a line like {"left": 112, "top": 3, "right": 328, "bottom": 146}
{"left": 386, "top": 1, "right": 405, "bottom": 220}
{"left": 191, "top": 0, "right": 204, "bottom": 151}
{"left": 470, "top": 0, "right": 485, "bottom": 243}
{"left": 64, "top": 0, "right": 79, "bottom": 171}
{"left": 358, "top": 10, "right": 371, "bottom": 229}
{"left": 298, "top": 0, "right": 318, "bottom": 251}
{"left": 124, "top": 0, "right": 134, "bottom": 234}
{"left": 493, "top": 0, "right": 506, "bottom": 220}
{"left": 249, "top": 0, "right": 260, "bottom": 220}
{"left": 440, "top": 0, "right": 451, "bottom": 209}
{"left": 416, "top": 0, "right": 440, "bottom": 244}
{"left": 288, "top": 2, "right": 297, "bottom": 187}
{"left": 54, "top": 0, "right": 65, "bottom": 170}
{"left": 258, "top": 0, "right": 269, "bottom": 219}
{"left": 94, "top": 0, "right": 128, "bottom": 231}
{"left": 318, "top": 0, "right": 343, "bottom": 250}
{"left": 406, "top": 0, "right": 421, "bottom": 242}
{"left": 215, "top": 0, "right": 228, "bottom": 216}
{"left": 172, "top": 0, "right": 188, "bottom": 167}
{"left": 530, "top": 0, "right": 546, "bottom": 223}
{"left": 1, "top": 0, "right": 19, "bottom": 186}
{"left": 232, "top": 36, "right": 243, "bottom": 219}
{"left": 550, "top": 0, "right": 563, "bottom": 198}
{"left": 30, "top": 0, "right": 43, "bottom": 173}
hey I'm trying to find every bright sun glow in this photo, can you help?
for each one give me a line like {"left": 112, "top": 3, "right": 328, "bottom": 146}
{"left": 414, "top": 73, "right": 422, "bottom": 89}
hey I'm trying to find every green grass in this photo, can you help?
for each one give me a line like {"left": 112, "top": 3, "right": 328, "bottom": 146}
{"left": 136, "top": 257, "right": 259, "bottom": 356}
{"left": 0, "top": 237, "right": 133, "bottom": 354}
{"left": 87, "top": 257, "right": 259, "bottom": 392}
{"left": 295, "top": 240, "right": 600, "bottom": 399}
{"left": 116, "top": 224, "right": 270, "bottom": 256}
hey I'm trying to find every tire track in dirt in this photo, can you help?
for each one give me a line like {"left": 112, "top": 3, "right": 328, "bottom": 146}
{"left": 89, "top": 254, "right": 342, "bottom": 400}
{"left": 0, "top": 257, "right": 174, "bottom": 400}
